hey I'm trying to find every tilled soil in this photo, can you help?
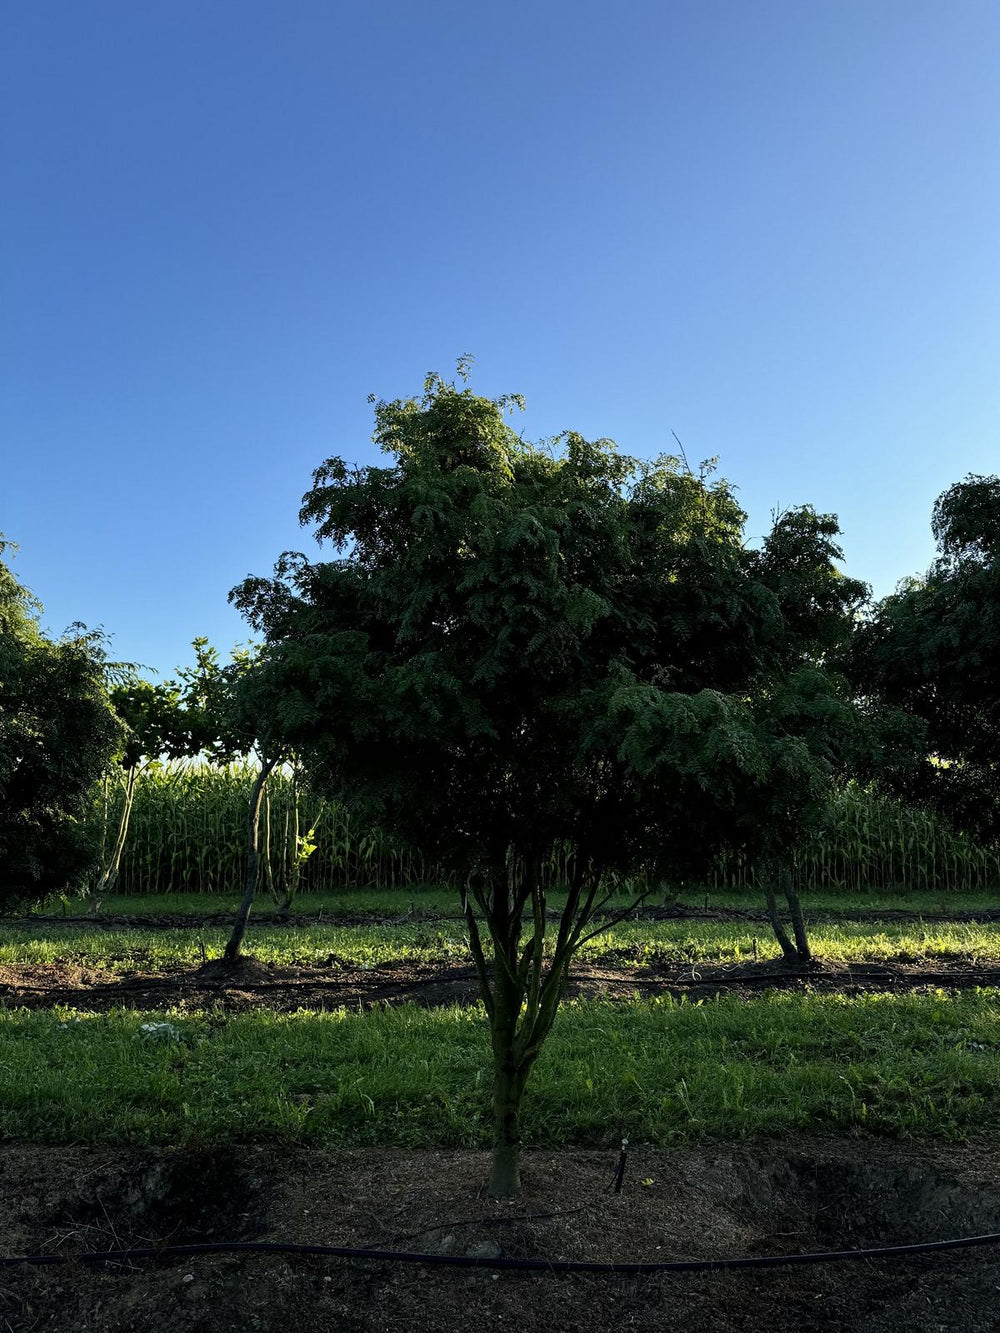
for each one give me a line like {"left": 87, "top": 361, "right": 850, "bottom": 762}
{"left": 1, "top": 1139, "right": 999, "bottom": 1332}
{"left": 1, "top": 955, "right": 1000, "bottom": 1014}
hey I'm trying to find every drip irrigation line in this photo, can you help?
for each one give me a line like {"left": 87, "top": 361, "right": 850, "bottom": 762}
{"left": 4, "top": 1230, "right": 1000, "bottom": 1274}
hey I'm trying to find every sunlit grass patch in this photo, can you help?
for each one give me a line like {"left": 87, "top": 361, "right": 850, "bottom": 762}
{"left": 1, "top": 990, "right": 998, "bottom": 1147}
{"left": 5, "top": 918, "right": 1000, "bottom": 972}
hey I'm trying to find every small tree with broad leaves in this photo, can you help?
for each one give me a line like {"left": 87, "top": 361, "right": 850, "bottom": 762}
{"left": 231, "top": 368, "right": 870, "bottom": 1195}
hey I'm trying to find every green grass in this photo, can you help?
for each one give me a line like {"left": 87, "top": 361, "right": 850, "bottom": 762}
{"left": 590, "top": 919, "right": 1000, "bottom": 966}
{"left": 0, "top": 923, "right": 471, "bottom": 969}
{"left": 40, "top": 889, "right": 461, "bottom": 918}
{"left": 1, "top": 991, "right": 998, "bottom": 1147}
{"left": 5, "top": 918, "right": 1000, "bottom": 971}
{"left": 40, "top": 884, "right": 1000, "bottom": 921}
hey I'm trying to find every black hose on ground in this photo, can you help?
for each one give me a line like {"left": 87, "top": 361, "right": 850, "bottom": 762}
{"left": 3, "top": 1230, "right": 1000, "bottom": 1274}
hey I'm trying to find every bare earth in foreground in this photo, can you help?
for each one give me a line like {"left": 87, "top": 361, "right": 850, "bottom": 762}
{"left": 2, "top": 954, "right": 1000, "bottom": 1013}
{"left": 1, "top": 1140, "right": 999, "bottom": 1332}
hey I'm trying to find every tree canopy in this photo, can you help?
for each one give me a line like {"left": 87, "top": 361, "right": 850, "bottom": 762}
{"left": 852, "top": 474, "right": 1000, "bottom": 841}
{"left": 0, "top": 540, "right": 124, "bottom": 908}
{"left": 231, "top": 370, "right": 876, "bottom": 1193}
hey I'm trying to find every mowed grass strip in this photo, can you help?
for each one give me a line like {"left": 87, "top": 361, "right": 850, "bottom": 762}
{"left": 0, "top": 991, "right": 998, "bottom": 1147}
{"left": 51, "top": 887, "right": 1000, "bottom": 920}
{"left": 5, "top": 920, "right": 1000, "bottom": 971}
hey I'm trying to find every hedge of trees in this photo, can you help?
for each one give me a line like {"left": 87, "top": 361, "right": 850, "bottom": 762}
{"left": 3, "top": 371, "right": 997, "bottom": 1193}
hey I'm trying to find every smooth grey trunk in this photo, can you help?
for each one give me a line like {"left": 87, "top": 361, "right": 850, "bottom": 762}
{"left": 487, "top": 975, "right": 537, "bottom": 1198}
{"left": 224, "top": 755, "right": 279, "bottom": 963}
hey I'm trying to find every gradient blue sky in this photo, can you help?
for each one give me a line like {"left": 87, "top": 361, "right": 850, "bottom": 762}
{"left": 3, "top": 1, "right": 998, "bottom": 678}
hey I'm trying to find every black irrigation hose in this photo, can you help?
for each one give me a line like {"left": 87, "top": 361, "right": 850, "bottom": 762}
{"left": 4, "top": 1231, "right": 1000, "bottom": 1274}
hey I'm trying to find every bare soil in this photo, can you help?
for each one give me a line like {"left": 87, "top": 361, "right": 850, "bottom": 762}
{"left": 2, "top": 955, "right": 1000, "bottom": 1014}
{"left": 1, "top": 1139, "right": 999, "bottom": 1331}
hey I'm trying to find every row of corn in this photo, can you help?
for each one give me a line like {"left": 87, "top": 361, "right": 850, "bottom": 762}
{"left": 95, "top": 763, "right": 1000, "bottom": 897}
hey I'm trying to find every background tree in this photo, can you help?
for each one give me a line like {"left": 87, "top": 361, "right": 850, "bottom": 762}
{"left": 232, "top": 370, "right": 871, "bottom": 1195}
{"left": 175, "top": 638, "right": 291, "bottom": 961}
{"left": 851, "top": 474, "right": 1000, "bottom": 844}
{"left": 0, "top": 539, "right": 124, "bottom": 910}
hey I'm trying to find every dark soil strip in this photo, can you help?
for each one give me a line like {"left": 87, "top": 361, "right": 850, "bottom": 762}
{"left": 2, "top": 1141, "right": 1000, "bottom": 1333}
{"left": 3, "top": 957, "right": 1000, "bottom": 1014}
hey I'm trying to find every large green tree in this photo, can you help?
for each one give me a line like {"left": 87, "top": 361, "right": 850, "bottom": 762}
{"left": 232, "top": 371, "right": 869, "bottom": 1195}
{"left": 852, "top": 474, "right": 1000, "bottom": 842}
{"left": 0, "top": 541, "right": 124, "bottom": 909}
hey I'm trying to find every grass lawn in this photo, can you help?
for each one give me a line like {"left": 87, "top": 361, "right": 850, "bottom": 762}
{"left": 5, "top": 887, "right": 1000, "bottom": 1160}
{"left": 1, "top": 990, "right": 998, "bottom": 1148}
{"left": 4, "top": 918, "right": 1000, "bottom": 971}
{"left": 37, "top": 885, "right": 1000, "bottom": 920}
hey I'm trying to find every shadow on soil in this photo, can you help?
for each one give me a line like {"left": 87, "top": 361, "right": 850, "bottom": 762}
{"left": 1, "top": 1141, "right": 999, "bottom": 1331}
{"left": 48, "top": 1145, "right": 268, "bottom": 1248}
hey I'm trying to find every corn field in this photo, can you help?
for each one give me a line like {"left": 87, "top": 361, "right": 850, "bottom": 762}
{"left": 97, "top": 764, "right": 1000, "bottom": 897}
{"left": 711, "top": 784, "right": 1000, "bottom": 894}
{"left": 95, "top": 762, "right": 429, "bottom": 898}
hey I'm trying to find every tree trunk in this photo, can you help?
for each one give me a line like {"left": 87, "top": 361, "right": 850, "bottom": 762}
{"left": 783, "top": 871, "right": 812, "bottom": 966}
{"left": 277, "top": 789, "right": 298, "bottom": 913}
{"left": 98, "top": 764, "right": 139, "bottom": 894}
{"left": 488, "top": 1043, "right": 530, "bottom": 1198}
{"left": 262, "top": 779, "right": 274, "bottom": 901}
{"left": 763, "top": 873, "right": 799, "bottom": 965}
{"left": 224, "top": 755, "right": 279, "bottom": 963}
{"left": 464, "top": 858, "right": 641, "bottom": 1198}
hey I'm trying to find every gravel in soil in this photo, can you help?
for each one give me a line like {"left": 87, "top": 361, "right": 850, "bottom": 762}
{"left": 2, "top": 955, "right": 1000, "bottom": 1014}
{"left": 1, "top": 1140, "right": 999, "bottom": 1332}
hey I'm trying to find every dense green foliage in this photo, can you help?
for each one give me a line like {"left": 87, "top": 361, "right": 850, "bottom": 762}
{"left": 97, "top": 763, "right": 1000, "bottom": 897}
{"left": 854, "top": 474, "right": 1000, "bottom": 842}
{"left": 231, "top": 369, "right": 898, "bottom": 1192}
{"left": 0, "top": 542, "right": 123, "bottom": 908}
{"left": 235, "top": 375, "right": 875, "bottom": 892}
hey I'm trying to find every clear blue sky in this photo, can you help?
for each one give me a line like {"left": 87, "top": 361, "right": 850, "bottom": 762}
{"left": 4, "top": 0, "right": 998, "bottom": 678}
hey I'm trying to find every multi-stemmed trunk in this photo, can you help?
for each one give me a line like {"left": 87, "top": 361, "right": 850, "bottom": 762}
{"left": 97, "top": 763, "right": 141, "bottom": 894}
{"left": 463, "top": 857, "right": 647, "bottom": 1198}
{"left": 763, "top": 864, "right": 812, "bottom": 967}
{"left": 223, "top": 755, "right": 279, "bottom": 963}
